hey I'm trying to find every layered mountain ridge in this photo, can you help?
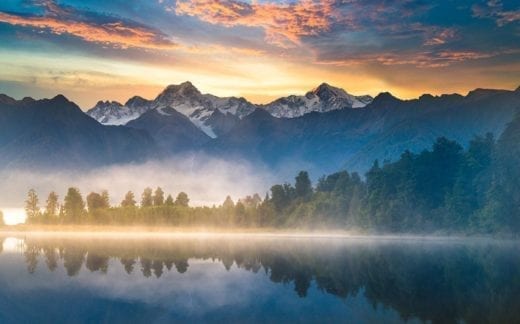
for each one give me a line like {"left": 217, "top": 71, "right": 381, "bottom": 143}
{"left": 0, "top": 94, "right": 157, "bottom": 169}
{"left": 1, "top": 83, "right": 519, "bottom": 175}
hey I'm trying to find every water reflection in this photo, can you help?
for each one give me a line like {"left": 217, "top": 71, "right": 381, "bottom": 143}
{"left": 1, "top": 235, "right": 520, "bottom": 323}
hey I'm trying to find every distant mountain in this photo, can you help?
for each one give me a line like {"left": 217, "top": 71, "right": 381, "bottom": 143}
{"left": 151, "top": 82, "right": 256, "bottom": 138}
{"left": 126, "top": 106, "right": 210, "bottom": 152}
{"left": 87, "top": 81, "right": 256, "bottom": 138}
{"left": 2, "top": 85, "right": 518, "bottom": 175}
{"left": 0, "top": 94, "right": 157, "bottom": 169}
{"left": 210, "top": 88, "right": 520, "bottom": 174}
{"left": 261, "top": 83, "right": 373, "bottom": 118}
{"left": 86, "top": 81, "right": 371, "bottom": 136}
{"left": 86, "top": 98, "right": 153, "bottom": 125}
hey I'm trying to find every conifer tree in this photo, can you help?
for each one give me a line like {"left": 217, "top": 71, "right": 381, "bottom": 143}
{"left": 141, "top": 188, "right": 153, "bottom": 207}
{"left": 153, "top": 187, "right": 164, "bottom": 206}
{"left": 121, "top": 191, "right": 136, "bottom": 207}
{"left": 25, "top": 189, "right": 40, "bottom": 224}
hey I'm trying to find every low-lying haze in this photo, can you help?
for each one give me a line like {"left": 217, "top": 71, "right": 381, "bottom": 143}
{"left": 0, "top": 156, "right": 276, "bottom": 223}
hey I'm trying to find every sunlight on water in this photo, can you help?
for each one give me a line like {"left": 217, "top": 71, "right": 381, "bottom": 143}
{"left": 2, "top": 237, "right": 24, "bottom": 253}
{"left": 1, "top": 208, "right": 26, "bottom": 225}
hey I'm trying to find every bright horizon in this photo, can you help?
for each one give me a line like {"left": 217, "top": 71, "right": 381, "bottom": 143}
{"left": 0, "top": 1, "right": 518, "bottom": 108}
{"left": 2, "top": 79, "right": 520, "bottom": 111}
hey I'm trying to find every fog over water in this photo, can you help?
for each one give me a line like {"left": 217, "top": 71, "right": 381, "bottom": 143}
{"left": 0, "top": 234, "right": 518, "bottom": 323}
{"left": 0, "top": 156, "right": 278, "bottom": 223}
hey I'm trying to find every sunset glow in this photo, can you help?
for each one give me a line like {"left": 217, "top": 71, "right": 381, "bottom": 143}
{"left": 0, "top": 0, "right": 518, "bottom": 108}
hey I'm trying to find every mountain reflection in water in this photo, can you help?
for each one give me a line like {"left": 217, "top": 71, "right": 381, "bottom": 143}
{"left": 0, "top": 235, "right": 519, "bottom": 324}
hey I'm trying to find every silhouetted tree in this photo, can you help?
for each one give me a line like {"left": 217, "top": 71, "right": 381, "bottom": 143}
{"left": 153, "top": 187, "right": 164, "bottom": 206}
{"left": 234, "top": 201, "right": 246, "bottom": 225}
{"left": 141, "top": 188, "right": 153, "bottom": 207}
{"left": 25, "top": 189, "right": 40, "bottom": 224}
{"left": 63, "top": 187, "right": 85, "bottom": 224}
{"left": 87, "top": 192, "right": 108, "bottom": 211}
{"left": 295, "top": 171, "right": 312, "bottom": 200}
{"left": 270, "top": 184, "right": 292, "bottom": 211}
{"left": 101, "top": 190, "right": 110, "bottom": 208}
{"left": 44, "top": 192, "right": 59, "bottom": 224}
{"left": 121, "top": 191, "right": 136, "bottom": 207}
{"left": 165, "top": 194, "right": 174, "bottom": 206}
{"left": 175, "top": 192, "right": 190, "bottom": 207}
{"left": 223, "top": 196, "right": 234, "bottom": 209}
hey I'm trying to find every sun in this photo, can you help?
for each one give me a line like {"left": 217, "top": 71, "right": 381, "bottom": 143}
{"left": 1, "top": 208, "right": 26, "bottom": 225}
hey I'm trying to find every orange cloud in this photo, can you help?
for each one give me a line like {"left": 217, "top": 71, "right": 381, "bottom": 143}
{"left": 174, "top": 0, "right": 338, "bottom": 47}
{"left": 0, "top": 4, "right": 176, "bottom": 50}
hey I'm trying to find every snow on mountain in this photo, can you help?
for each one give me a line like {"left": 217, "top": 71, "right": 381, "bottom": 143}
{"left": 151, "top": 81, "right": 256, "bottom": 138}
{"left": 261, "top": 83, "right": 373, "bottom": 118}
{"left": 87, "top": 82, "right": 256, "bottom": 138}
{"left": 87, "top": 97, "right": 153, "bottom": 125}
{"left": 86, "top": 81, "right": 372, "bottom": 137}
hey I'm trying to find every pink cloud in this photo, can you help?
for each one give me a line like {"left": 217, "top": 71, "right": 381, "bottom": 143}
{"left": 0, "top": 0, "right": 177, "bottom": 50}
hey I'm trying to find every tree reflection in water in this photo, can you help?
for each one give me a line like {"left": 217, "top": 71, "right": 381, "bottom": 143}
{"left": 8, "top": 236, "right": 520, "bottom": 324}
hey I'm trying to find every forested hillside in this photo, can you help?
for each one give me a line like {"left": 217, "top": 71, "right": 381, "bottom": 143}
{"left": 19, "top": 112, "right": 520, "bottom": 235}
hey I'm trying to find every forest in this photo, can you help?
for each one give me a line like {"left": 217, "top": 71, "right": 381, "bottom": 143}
{"left": 15, "top": 112, "right": 520, "bottom": 235}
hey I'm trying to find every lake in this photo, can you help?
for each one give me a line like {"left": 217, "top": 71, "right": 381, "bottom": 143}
{"left": 0, "top": 234, "right": 518, "bottom": 323}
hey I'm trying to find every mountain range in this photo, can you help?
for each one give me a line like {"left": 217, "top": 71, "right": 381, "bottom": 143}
{"left": 0, "top": 94, "right": 156, "bottom": 169}
{"left": 1, "top": 83, "right": 519, "bottom": 175}
{"left": 86, "top": 82, "right": 372, "bottom": 138}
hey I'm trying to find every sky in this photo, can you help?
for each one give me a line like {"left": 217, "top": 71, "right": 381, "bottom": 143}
{"left": 0, "top": 0, "right": 518, "bottom": 109}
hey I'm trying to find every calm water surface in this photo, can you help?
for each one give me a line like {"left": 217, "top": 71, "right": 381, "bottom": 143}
{"left": 0, "top": 234, "right": 519, "bottom": 324}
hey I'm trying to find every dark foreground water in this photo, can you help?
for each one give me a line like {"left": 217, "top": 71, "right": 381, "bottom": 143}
{"left": 0, "top": 234, "right": 519, "bottom": 324}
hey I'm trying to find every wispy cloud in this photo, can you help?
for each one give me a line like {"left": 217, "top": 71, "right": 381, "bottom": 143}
{"left": 315, "top": 49, "right": 518, "bottom": 68}
{"left": 0, "top": 0, "right": 177, "bottom": 49}
{"left": 472, "top": 0, "right": 520, "bottom": 26}
{"left": 424, "top": 28, "right": 457, "bottom": 46}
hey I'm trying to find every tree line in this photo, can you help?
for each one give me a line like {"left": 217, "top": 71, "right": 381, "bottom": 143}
{"left": 22, "top": 113, "right": 520, "bottom": 234}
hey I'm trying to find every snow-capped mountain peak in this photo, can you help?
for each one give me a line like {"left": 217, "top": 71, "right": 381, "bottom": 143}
{"left": 311, "top": 82, "right": 348, "bottom": 98}
{"left": 155, "top": 81, "right": 201, "bottom": 104}
{"left": 262, "top": 83, "right": 373, "bottom": 118}
{"left": 149, "top": 82, "right": 257, "bottom": 138}
{"left": 87, "top": 98, "right": 153, "bottom": 126}
{"left": 87, "top": 81, "right": 373, "bottom": 135}
{"left": 125, "top": 96, "right": 151, "bottom": 109}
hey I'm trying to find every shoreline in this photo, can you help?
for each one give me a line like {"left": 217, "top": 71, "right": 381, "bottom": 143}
{"left": 0, "top": 225, "right": 516, "bottom": 242}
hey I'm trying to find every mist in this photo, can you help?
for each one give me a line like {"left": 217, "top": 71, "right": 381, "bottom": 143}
{"left": 0, "top": 155, "right": 276, "bottom": 209}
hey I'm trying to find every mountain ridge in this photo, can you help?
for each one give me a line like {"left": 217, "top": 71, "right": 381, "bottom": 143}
{"left": 0, "top": 95, "right": 157, "bottom": 169}
{"left": 85, "top": 82, "right": 373, "bottom": 135}
{"left": 1, "top": 85, "right": 518, "bottom": 175}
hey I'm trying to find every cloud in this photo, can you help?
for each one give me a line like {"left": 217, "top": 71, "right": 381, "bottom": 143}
{"left": 174, "top": 0, "right": 339, "bottom": 47}
{"left": 472, "top": 0, "right": 520, "bottom": 26}
{"left": 424, "top": 28, "right": 457, "bottom": 46}
{"left": 314, "top": 49, "right": 517, "bottom": 68}
{"left": 0, "top": 0, "right": 177, "bottom": 49}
